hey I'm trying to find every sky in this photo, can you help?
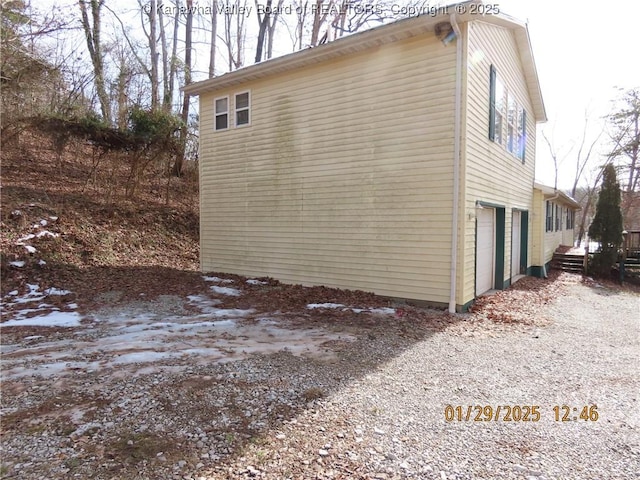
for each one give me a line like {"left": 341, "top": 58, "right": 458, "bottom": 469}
{"left": 40, "top": 1, "right": 639, "bottom": 193}
{"left": 497, "top": 0, "right": 640, "bottom": 191}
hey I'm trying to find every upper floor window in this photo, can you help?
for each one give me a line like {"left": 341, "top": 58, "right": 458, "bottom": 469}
{"left": 489, "top": 65, "right": 527, "bottom": 162}
{"left": 215, "top": 96, "right": 228, "bottom": 131}
{"left": 235, "top": 91, "right": 250, "bottom": 127}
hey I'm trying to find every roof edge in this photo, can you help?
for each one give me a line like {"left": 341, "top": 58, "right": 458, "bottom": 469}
{"left": 534, "top": 182, "right": 581, "bottom": 210}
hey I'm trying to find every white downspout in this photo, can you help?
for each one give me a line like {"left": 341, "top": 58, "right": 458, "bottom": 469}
{"left": 448, "top": 14, "right": 462, "bottom": 314}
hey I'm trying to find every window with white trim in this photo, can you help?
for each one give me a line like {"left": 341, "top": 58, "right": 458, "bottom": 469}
{"left": 235, "top": 91, "right": 250, "bottom": 127}
{"left": 545, "top": 201, "right": 553, "bottom": 233}
{"left": 214, "top": 96, "right": 228, "bottom": 131}
{"left": 489, "top": 65, "right": 527, "bottom": 162}
{"left": 566, "top": 209, "right": 574, "bottom": 229}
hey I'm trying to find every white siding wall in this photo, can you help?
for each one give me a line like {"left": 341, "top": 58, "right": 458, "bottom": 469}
{"left": 532, "top": 191, "right": 577, "bottom": 268}
{"left": 459, "top": 21, "right": 537, "bottom": 306}
{"left": 199, "top": 34, "right": 457, "bottom": 303}
{"left": 532, "top": 188, "right": 545, "bottom": 266}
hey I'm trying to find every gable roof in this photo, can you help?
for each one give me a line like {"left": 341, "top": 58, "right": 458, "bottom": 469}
{"left": 184, "top": 0, "right": 546, "bottom": 122}
{"left": 534, "top": 182, "right": 581, "bottom": 210}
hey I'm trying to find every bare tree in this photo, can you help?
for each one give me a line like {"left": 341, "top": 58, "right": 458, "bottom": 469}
{"left": 138, "top": 0, "right": 160, "bottom": 109}
{"left": 174, "top": 0, "right": 193, "bottom": 176}
{"left": 78, "top": 0, "right": 111, "bottom": 123}
{"left": 541, "top": 129, "right": 570, "bottom": 191}
{"left": 169, "top": 0, "right": 180, "bottom": 103}
{"left": 220, "top": 0, "right": 247, "bottom": 71}
{"left": 208, "top": 0, "right": 218, "bottom": 76}
{"left": 254, "top": 0, "right": 273, "bottom": 63}
{"left": 265, "top": 0, "right": 284, "bottom": 59}
{"left": 570, "top": 116, "right": 603, "bottom": 197}
{"left": 607, "top": 88, "right": 640, "bottom": 203}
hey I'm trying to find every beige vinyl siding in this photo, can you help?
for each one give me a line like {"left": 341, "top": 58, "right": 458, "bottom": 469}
{"left": 532, "top": 188, "right": 545, "bottom": 266}
{"left": 199, "top": 33, "right": 456, "bottom": 303}
{"left": 458, "top": 21, "right": 537, "bottom": 306}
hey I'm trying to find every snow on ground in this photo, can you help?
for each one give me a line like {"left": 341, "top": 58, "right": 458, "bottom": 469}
{"left": 210, "top": 285, "right": 242, "bottom": 296}
{"left": 1, "top": 284, "right": 80, "bottom": 328}
{"left": 307, "top": 303, "right": 345, "bottom": 309}
{"left": 307, "top": 303, "right": 396, "bottom": 316}
{"left": 1, "top": 286, "right": 357, "bottom": 380}
{"left": 2, "top": 311, "right": 81, "bottom": 328}
{"left": 246, "top": 279, "right": 268, "bottom": 285}
{"left": 203, "top": 275, "right": 234, "bottom": 284}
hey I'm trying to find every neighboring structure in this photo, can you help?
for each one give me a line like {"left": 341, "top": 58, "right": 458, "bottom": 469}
{"left": 185, "top": 0, "right": 547, "bottom": 312}
{"left": 531, "top": 183, "right": 581, "bottom": 277}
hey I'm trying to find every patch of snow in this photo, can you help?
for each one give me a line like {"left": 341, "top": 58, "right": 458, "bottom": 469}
{"left": 2, "top": 310, "right": 81, "bottom": 327}
{"left": 45, "top": 287, "right": 72, "bottom": 296}
{"left": 68, "top": 303, "right": 78, "bottom": 309}
{"left": 187, "top": 294, "right": 222, "bottom": 314}
{"left": 210, "top": 285, "right": 241, "bottom": 296}
{"left": 40, "top": 219, "right": 48, "bottom": 226}
{"left": 9, "top": 261, "right": 25, "bottom": 268}
{"left": 367, "top": 307, "right": 396, "bottom": 315}
{"left": 24, "top": 245, "right": 37, "bottom": 253}
{"left": 11, "top": 210, "right": 22, "bottom": 216}
{"left": 203, "top": 275, "right": 234, "bottom": 284}
{"left": 36, "top": 230, "right": 59, "bottom": 238}
{"left": 210, "top": 309, "right": 253, "bottom": 318}
{"left": 307, "top": 303, "right": 345, "bottom": 309}
{"left": 7, "top": 290, "right": 19, "bottom": 296}
{"left": 23, "top": 335, "right": 44, "bottom": 340}
{"left": 16, "top": 233, "right": 35, "bottom": 244}
{"left": 49, "top": 216, "right": 58, "bottom": 221}
{"left": 1, "top": 292, "right": 356, "bottom": 379}
{"left": 38, "top": 259, "right": 47, "bottom": 265}
{"left": 306, "top": 303, "right": 395, "bottom": 315}
{"left": 246, "top": 279, "right": 268, "bottom": 285}
{"left": 112, "top": 351, "right": 181, "bottom": 365}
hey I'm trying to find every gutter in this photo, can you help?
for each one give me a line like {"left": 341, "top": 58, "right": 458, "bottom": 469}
{"left": 448, "top": 14, "right": 462, "bottom": 314}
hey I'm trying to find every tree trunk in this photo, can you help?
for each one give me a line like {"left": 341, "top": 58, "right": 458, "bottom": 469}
{"left": 173, "top": 0, "right": 193, "bottom": 177}
{"left": 158, "top": 4, "right": 171, "bottom": 110}
{"left": 254, "top": 0, "right": 272, "bottom": 63}
{"left": 146, "top": 0, "right": 159, "bottom": 109}
{"left": 78, "top": 0, "right": 111, "bottom": 123}
{"left": 208, "top": 0, "right": 218, "bottom": 77}
{"left": 169, "top": 0, "right": 180, "bottom": 104}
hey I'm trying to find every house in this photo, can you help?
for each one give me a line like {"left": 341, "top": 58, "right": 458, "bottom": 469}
{"left": 184, "top": 0, "right": 547, "bottom": 312}
{"left": 531, "top": 183, "right": 581, "bottom": 277}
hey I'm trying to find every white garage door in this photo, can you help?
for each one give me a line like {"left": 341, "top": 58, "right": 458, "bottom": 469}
{"left": 476, "top": 208, "right": 495, "bottom": 296}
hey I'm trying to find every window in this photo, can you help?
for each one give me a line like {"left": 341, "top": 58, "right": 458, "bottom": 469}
{"left": 506, "top": 93, "right": 516, "bottom": 154}
{"left": 215, "top": 97, "right": 228, "bottom": 131}
{"left": 235, "top": 91, "right": 250, "bottom": 127}
{"left": 489, "top": 65, "right": 527, "bottom": 162}
{"left": 545, "top": 201, "right": 553, "bottom": 232}
{"left": 516, "top": 107, "right": 526, "bottom": 161}
{"left": 566, "top": 209, "right": 574, "bottom": 229}
{"left": 555, "top": 204, "right": 561, "bottom": 231}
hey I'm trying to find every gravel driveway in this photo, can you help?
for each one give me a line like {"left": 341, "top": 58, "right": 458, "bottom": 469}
{"left": 1, "top": 274, "right": 638, "bottom": 479}
{"left": 218, "top": 277, "right": 640, "bottom": 480}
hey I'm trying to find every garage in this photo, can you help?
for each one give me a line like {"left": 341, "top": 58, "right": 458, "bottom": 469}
{"left": 476, "top": 207, "right": 495, "bottom": 295}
